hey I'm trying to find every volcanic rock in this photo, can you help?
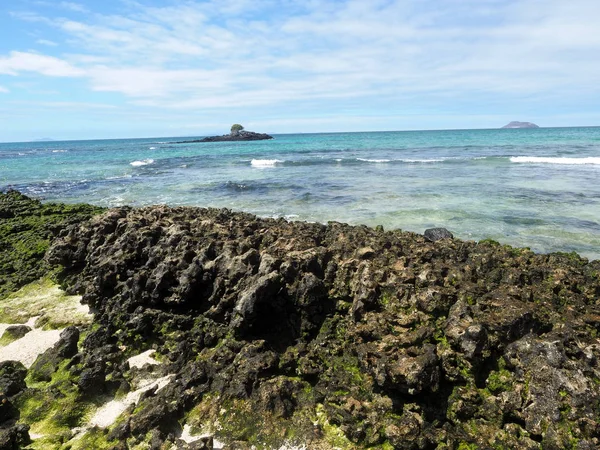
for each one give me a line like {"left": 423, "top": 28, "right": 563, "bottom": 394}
{"left": 2, "top": 191, "right": 600, "bottom": 449}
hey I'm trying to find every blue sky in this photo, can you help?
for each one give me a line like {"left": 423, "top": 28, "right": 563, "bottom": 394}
{"left": 1, "top": 0, "right": 599, "bottom": 141}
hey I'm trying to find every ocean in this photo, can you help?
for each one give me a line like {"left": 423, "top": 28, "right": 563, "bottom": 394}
{"left": 1, "top": 127, "right": 599, "bottom": 260}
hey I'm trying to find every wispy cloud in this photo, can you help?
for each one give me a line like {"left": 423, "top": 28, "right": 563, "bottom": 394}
{"left": 36, "top": 39, "right": 58, "bottom": 46}
{"left": 59, "top": 2, "right": 88, "bottom": 13}
{"left": 2, "top": 0, "right": 599, "bottom": 138}
{"left": 0, "top": 51, "right": 84, "bottom": 77}
{"left": 0, "top": 86, "right": 9, "bottom": 93}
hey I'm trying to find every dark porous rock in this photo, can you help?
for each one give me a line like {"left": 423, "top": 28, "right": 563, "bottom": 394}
{"left": 176, "top": 436, "right": 214, "bottom": 449}
{"left": 423, "top": 227, "right": 453, "bottom": 242}
{"left": 77, "top": 365, "right": 106, "bottom": 396}
{"left": 0, "top": 423, "right": 30, "bottom": 450}
{"left": 38, "top": 200, "right": 600, "bottom": 449}
{"left": 29, "top": 326, "right": 80, "bottom": 382}
{"left": 0, "top": 361, "right": 27, "bottom": 397}
{"left": 0, "top": 392, "right": 19, "bottom": 423}
{"left": 1, "top": 325, "right": 31, "bottom": 341}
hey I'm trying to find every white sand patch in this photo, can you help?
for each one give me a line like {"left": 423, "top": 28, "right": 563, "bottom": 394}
{"left": 127, "top": 349, "right": 160, "bottom": 369}
{"left": 89, "top": 374, "right": 174, "bottom": 429}
{"left": 0, "top": 328, "right": 62, "bottom": 368}
{"left": 25, "top": 316, "right": 40, "bottom": 328}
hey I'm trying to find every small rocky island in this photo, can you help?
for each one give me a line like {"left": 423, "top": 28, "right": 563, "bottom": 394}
{"left": 177, "top": 124, "right": 273, "bottom": 143}
{"left": 502, "top": 121, "right": 540, "bottom": 129}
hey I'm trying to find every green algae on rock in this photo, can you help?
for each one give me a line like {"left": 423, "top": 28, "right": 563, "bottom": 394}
{"left": 2, "top": 191, "right": 600, "bottom": 449}
{"left": 35, "top": 204, "right": 600, "bottom": 449}
{"left": 0, "top": 190, "right": 104, "bottom": 299}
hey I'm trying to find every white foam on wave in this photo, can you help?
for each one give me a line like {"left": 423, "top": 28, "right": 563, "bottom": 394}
{"left": 251, "top": 159, "right": 282, "bottom": 167}
{"left": 510, "top": 156, "right": 600, "bottom": 165}
{"left": 401, "top": 158, "right": 445, "bottom": 163}
{"left": 52, "top": 150, "right": 67, "bottom": 153}
{"left": 357, "top": 158, "right": 391, "bottom": 163}
{"left": 149, "top": 147, "right": 156, "bottom": 150}
{"left": 130, "top": 159, "right": 154, "bottom": 167}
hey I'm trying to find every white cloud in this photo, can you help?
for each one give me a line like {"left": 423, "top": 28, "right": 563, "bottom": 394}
{"left": 4, "top": 0, "right": 600, "bottom": 121}
{"left": 0, "top": 86, "right": 9, "bottom": 93}
{"left": 36, "top": 39, "right": 58, "bottom": 46}
{"left": 59, "top": 2, "right": 88, "bottom": 13}
{"left": 0, "top": 51, "right": 84, "bottom": 77}
{"left": 9, "top": 100, "right": 117, "bottom": 110}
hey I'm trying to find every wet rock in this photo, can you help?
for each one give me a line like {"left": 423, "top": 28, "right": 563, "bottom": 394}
{"left": 423, "top": 227, "right": 453, "bottom": 242}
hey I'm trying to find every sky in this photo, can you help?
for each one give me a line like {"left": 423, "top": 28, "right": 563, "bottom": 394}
{"left": 0, "top": 0, "right": 599, "bottom": 141}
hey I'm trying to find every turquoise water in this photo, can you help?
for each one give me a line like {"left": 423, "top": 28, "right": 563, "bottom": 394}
{"left": 1, "top": 127, "right": 599, "bottom": 260}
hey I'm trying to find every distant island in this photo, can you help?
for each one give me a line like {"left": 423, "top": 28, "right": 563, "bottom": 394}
{"left": 501, "top": 121, "right": 539, "bottom": 129}
{"left": 176, "top": 124, "right": 273, "bottom": 143}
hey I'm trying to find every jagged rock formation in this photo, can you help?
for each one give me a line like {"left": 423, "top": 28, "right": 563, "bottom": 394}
{"left": 1, "top": 192, "right": 600, "bottom": 449}
{"left": 501, "top": 121, "right": 540, "bottom": 129}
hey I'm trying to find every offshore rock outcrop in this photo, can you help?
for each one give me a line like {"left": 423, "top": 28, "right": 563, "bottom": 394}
{"left": 2, "top": 192, "right": 600, "bottom": 449}
{"left": 176, "top": 130, "right": 273, "bottom": 143}
{"left": 501, "top": 121, "right": 540, "bottom": 129}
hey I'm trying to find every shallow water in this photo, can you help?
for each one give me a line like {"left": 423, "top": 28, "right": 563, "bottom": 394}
{"left": 1, "top": 127, "right": 599, "bottom": 259}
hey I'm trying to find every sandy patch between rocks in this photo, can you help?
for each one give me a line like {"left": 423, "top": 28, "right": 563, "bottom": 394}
{"left": 127, "top": 349, "right": 160, "bottom": 369}
{"left": 0, "top": 327, "right": 63, "bottom": 368}
{"left": 89, "top": 374, "right": 174, "bottom": 428}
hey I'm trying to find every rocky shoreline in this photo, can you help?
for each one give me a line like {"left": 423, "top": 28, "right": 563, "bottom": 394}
{"left": 1, "top": 191, "right": 600, "bottom": 449}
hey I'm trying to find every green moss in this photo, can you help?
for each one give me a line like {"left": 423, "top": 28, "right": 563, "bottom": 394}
{"left": 0, "top": 277, "right": 91, "bottom": 329}
{"left": 486, "top": 368, "right": 513, "bottom": 394}
{"left": 457, "top": 442, "right": 479, "bottom": 450}
{"left": 0, "top": 329, "right": 23, "bottom": 346}
{"left": 16, "top": 359, "right": 95, "bottom": 448}
{"left": 0, "top": 190, "right": 104, "bottom": 299}
{"left": 478, "top": 239, "right": 500, "bottom": 247}
{"left": 63, "top": 428, "right": 117, "bottom": 450}
{"left": 314, "top": 403, "right": 355, "bottom": 449}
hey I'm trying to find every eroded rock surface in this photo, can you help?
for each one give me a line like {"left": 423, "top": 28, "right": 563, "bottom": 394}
{"left": 2, "top": 191, "right": 600, "bottom": 449}
{"left": 42, "top": 204, "right": 600, "bottom": 449}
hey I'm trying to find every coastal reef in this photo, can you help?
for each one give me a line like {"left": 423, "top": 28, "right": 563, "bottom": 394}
{"left": 1, "top": 192, "right": 600, "bottom": 449}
